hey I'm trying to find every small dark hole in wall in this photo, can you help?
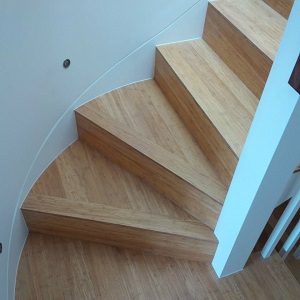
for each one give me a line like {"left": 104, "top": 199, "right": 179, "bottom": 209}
{"left": 63, "top": 59, "right": 71, "bottom": 68}
{"left": 0, "top": 243, "right": 2, "bottom": 254}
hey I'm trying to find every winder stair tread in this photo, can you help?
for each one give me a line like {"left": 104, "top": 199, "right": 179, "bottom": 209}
{"left": 22, "top": 194, "right": 217, "bottom": 261}
{"left": 203, "top": 0, "right": 286, "bottom": 98}
{"left": 155, "top": 39, "right": 259, "bottom": 186}
{"left": 23, "top": 138, "right": 218, "bottom": 262}
{"left": 262, "top": 0, "right": 294, "bottom": 19}
{"left": 76, "top": 79, "right": 227, "bottom": 229}
{"left": 28, "top": 140, "right": 195, "bottom": 220}
{"left": 156, "top": 39, "right": 258, "bottom": 159}
{"left": 210, "top": 0, "right": 285, "bottom": 61}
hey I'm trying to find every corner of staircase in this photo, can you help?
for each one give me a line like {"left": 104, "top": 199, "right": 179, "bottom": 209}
{"left": 21, "top": 0, "right": 289, "bottom": 264}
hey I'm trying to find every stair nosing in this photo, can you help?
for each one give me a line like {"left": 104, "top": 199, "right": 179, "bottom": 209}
{"left": 75, "top": 105, "right": 227, "bottom": 205}
{"left": 23, "top": 194, "right": 217, "bottom": 242}
{"left": 156, "top": 39, "right": 259, "bottom": 160}
{"left": 155, "top": 46, "right": 240, "bottom": 160}
{"left": 206, "top": 2, "right": 274, "bottom": 64}
{"left": 210, "top": 0, "right": 286, "bottom": 62}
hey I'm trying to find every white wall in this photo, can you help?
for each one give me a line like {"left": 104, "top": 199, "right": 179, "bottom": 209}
{"left": 0, "top": 1, "right": 208, "bottom": 298}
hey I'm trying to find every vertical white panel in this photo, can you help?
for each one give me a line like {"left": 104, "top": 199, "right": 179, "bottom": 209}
{"left": 213, "top": 0, "right": 300, "bottom": 277}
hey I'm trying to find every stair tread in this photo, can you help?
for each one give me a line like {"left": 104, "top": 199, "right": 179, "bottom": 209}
{"left": 27, "top": 140, "right": 220, "bottom": 260}
{"left": 79, "top": 79, "right": 226, "bottom": 203}
{"left": 157, "top": 39, "right": 259, "bottom": 158}
{"left": 23, "top": 194, "right": 216, "bottom": 242}
{"left": 84, "top": 80, "right": 220, "bottom": 179}
{"left": 262, "top": 0, "right": 294, "bottom": 19}
{"left": 212, "top": 0, "right": 286, "bottom": 61}
{"left": 30, "top": 140, "right": 195, "bottom": 221}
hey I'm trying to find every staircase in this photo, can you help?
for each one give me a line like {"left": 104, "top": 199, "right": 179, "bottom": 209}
{"left": 22, "top": 0, "right": 288, "bottom": 264}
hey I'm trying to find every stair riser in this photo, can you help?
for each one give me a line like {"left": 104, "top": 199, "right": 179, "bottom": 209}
{"left": 203, "top": 3, "right": 272, "bottom": 99}
{"left": 22, "top": 210, "right": 216, "bottom": 262}
{"left": 262, "top": 0, "right": 293, "bottom": 19}
{"left": 76, "top": 112, "right": 222, "bottom": 230}
{"left": 155, "top": 50, "right": 237, "bottom": 187}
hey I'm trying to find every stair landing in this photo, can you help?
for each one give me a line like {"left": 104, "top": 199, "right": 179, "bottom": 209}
{"left": 16, "top": 234, "right": 300, "bottom": 300}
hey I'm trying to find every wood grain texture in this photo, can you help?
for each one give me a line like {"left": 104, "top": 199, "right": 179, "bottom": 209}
{"left": 84, "top": 80, "right": 219, "bottom": 176}
{"left": 22, "top": 194, "right": 217, "bottom": 261}
{"left": 203, "top": 0, "right": 286, "bottom": 98}
{"left": 212, "top": 0, "right": 285, "bottom": 61}
{"left": 155, "top": 40, "right": 258, "bottom": 187}
{"left": 285, "top": 254, "right": 300, "bottom": 284}
{"left": 76, "top": 109, "right": 225, "bottom": 228}
{"left": 16, "top": 234, "right": 300, "bottom": 300}
{"left": 30, "top": 141, "right": 194, "bottom": 220}
{"left": 262, "top": 0, "right": 294, "bottom": 19}
{"left": 76, "top": 105, "right": 226, "bottom": 229}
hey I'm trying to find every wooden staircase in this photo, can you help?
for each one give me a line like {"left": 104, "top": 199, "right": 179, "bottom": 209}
{"left": 22, "top": 0, "right": 289, "bottom": 263}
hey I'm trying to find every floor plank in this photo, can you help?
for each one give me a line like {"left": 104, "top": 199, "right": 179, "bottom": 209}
{"left": 211, "top": 0, "right": 285, "bottom": 61}
{"left": 16, "top": 233, "right": 300, "bottom": 300}
{"left": 203, "top": 0, "right": 286, "bottom": 98}
{"left": 156, "top": 40, "right": 258, "bottom": 186}
{"left": 22, "top": 195, "right": 217, "bottom": 262}
{"left": 76, "top": 80, "right": 226, "bottom": 228}
{"left": 31, "top": 141, "right": 195, "bottom": 220}
{"left": 262, "top": 0, "right": 294, "bottom": 19}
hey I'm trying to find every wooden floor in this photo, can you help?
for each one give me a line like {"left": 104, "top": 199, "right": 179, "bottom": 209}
{"left": 82, "top": 79, "right": 222, "bottom": 185}
{"left": 16, "top": 233, "right": 300, "bottom": 300}
{"left": 262, "top": 0, "right": 294, "bottom": 18}
{"left": 30, "top": 140, "right": 194, "bottom": 220}
{"left": 17, "top": 1, "right": 299, "bottom": 298}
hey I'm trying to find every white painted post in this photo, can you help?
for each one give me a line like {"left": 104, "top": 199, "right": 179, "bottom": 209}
{"left": 279, "top": 221, "right": 300, "bottom": 259}
{"left": 261, "top": 191, "right": 300, "bottom": 258}
{"left": 213, "top": 0, "right": 300, "bottom": 277}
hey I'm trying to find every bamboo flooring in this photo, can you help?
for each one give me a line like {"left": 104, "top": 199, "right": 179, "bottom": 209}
{"left": 75, "top": 79, "right": 226, "bottom": 228}
{"left": 155, "top": 40, "right": 258, "bottom": 186}
{"left": 262, "top": 0, "right": 294, "bottom": 18}
{"left": 16, "top": 233, "right": 300, "bottom": 300}
{"left": 203, "top": 0, "right": 286, "bottom": 98}
{"left": 17, "top": 1, "right": 299, "bottom": 298}
{"left": 83, "top": 80, "right": 221, "bottom": 182}
{"left": 210, "top": 0, "right": 285, "bottom": 61}
{"left": 30, "top": 140, "right": 194, "bottom": 220}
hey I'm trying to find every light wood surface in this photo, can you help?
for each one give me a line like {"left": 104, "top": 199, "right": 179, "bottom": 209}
{"left": 203, "top": 0, "right": 286, "bottom": 98}
{"left": 23, "top": 194, "right": 217, "bottom": 261}
{"left": 76, "top": 80, "right": 227, "bottom": 229}
{"left": 18, "top": 2, "right": 295, "bottom": 297}
{"left": 263, "top": 0, "right": 294, "bottom": 18}
{"left": 24, "top": 140, "right": 220, "bottom": 261}
{"left": 30, "top": 141, "right": 194, "bottom": 220}
{"left": 155, "top": 40, "right": 258, "bottom": 186}
{"left": 16, "top": 234, "right": 300, "bottom": 300}
{"left": 211, "top": 0, "right": 285, "bottom": 61}
{"left": 83, "top": 79, "right": 221, "bottom": 181}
